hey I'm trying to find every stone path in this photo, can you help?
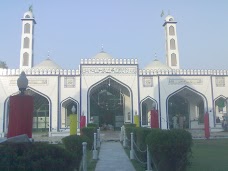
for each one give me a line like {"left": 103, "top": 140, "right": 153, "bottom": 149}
{"left": 95, "top": 141, "right": 136, "bottom": 171}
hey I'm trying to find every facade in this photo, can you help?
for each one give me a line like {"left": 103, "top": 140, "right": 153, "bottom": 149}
{"left": 0, "top": 10, "right": 227, "bottom": 137}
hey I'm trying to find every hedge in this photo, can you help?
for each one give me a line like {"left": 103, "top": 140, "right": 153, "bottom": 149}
{"left": 62, "top": 134, "right": 91, "bottom": 170}
{"left": 0, "top": 142, "right": 75, "bottom": 171}
{"left": 146, "top": 129, "right": 193, "bottom": 171}
{"left": 81, "top": 127, "right": 97, "bottom": 149}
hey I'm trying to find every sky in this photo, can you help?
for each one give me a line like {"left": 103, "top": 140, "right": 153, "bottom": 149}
{"left": 0, "top": 0, "right": 228, "bottom": 70}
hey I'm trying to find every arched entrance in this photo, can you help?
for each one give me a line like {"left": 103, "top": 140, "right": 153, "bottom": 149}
{"left": 140, "top": 96, "right": 157, "bottom": 127}
{"left": 167, "top": 86, "right": 207, "bottom": 129}
{"left": 214, "top": 96, "right": 227, "bottom": 124}
{"left": 60, "top": 97, "right": 79, "bottom": 129}
{"left": 88, "top": 77, "right": 132, "bottom": 130}
{"left": 4, "top": 88, "right": 51, "bottom": 133}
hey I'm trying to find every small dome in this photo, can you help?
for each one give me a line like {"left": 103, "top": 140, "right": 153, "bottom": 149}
{"left": 93, "top": 51, "right": 113, "bottom": 59}
{"left": 165, "top": 15, "right": 175, "bottom": 22}
{"left": 24, "top": 11, "right": 33, "bottom": 18}
{"left": 33, "top": 58, "right": 62, "bottom": 70}
{"left": 145, "top": 59, "right": 171, "bottom": 70}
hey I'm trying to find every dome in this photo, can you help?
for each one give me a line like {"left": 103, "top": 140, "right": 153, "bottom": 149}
{"left": 145, "top": 59, "right": 171, "bottom": 70}
{"left": 165, "top": 15, "right": 175, "bottom": 22}
{"left": 93, "top": 51, "right": 113, "bottom": 59}
{"left": 33, "top": 58, "right": 62, "bottom": 70}
{"left": 24, "top": 11, "right": 33, "bottom": 18}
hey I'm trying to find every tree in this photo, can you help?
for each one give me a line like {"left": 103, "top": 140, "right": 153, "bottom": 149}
{"left": 0, "top": 61, "right": 8, "bottom": 69}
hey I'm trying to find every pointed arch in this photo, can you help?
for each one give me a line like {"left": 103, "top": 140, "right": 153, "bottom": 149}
{"left": 140, "top": 96, "right": 158, "bottom": 126}
{"left": 60, "top": 97, "right": 79, "bottom": 129}
{"left": 171, "top": 53, "right": 177, "bottom": 66}
{"left": 169, "top": 26, "right": 175, "bottom": 35}
{"left": 170, "top": 39, "right": 176, "bottom": 50}
{"left": 24, "top": 23, "right": 30, "bottom": 33}
{"left": 23, "top": 52, "right": 29, "bottom": 66}
{"left": 214, "top": 95, "right": 227, "bottom": 124}
{"left": 24, "top": 37, "right": 30, "bottom": 48}
{"left": 3, "top": 87, "right": 52, "bottom": 133}
{"left": 166, "top": 86, "right": 208, "bottom": 129}
{"left": 87, "top": 75, "right": 133, "bottom": 127}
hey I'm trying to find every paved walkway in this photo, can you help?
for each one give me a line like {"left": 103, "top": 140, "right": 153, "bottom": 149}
{"left": 95, "top": 141, "right": 136, "bottom": 171}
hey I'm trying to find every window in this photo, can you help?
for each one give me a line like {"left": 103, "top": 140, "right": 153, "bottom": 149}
{"left": 24, "top": 37, "right": 29, "bottom": 48}
{"left": 169, "top": 26, "right": 175, "bottom": 35}
{"left": 171, "top": 53, "right": 177, "bottom": 66}
{"left": 23, "top": 52, "right": 29, "bottom": 66}
{"left": 25, "top": 15, "right": 30, "bottom": 18}
{"left": 170, "top": 39, "right": 176, "bottom": 50}
{"left": 24, "top": 23, "right": 30, "bottom": 33}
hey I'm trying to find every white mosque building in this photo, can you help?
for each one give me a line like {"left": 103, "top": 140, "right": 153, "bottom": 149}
{"left": 0, "top": 9, "right": 227, "bottom": 137}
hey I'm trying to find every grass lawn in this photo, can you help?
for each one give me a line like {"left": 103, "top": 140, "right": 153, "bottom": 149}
{"left": 187, "top": 138, "right": 228, "bottom": 171}
{"left": 125, "top": 139, "right": 228, "bottom": 171}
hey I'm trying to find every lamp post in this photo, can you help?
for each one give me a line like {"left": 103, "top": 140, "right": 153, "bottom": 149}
{"left": 17, "top": 71, "right": 28, "bottom": 95}
{"left": 7, "top": 71, "right": 33, "bottom": 138}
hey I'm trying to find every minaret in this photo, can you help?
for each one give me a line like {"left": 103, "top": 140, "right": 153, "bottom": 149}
{"left": 163, "top": 15, "right": 180, "bottom": 69}
{"left": 19, "top": 7, "right": 36, "bottom": 70}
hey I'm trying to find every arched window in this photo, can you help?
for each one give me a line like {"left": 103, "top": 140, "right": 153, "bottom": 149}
{"left": 169, "top": 18, "right": 173, "bottom": 21}
{"left": 171, "top": 53, "right": 177, "bottom": 66}
{"left": 169, "top": 26, "right": 175, "bottom": 36}
{"left": 25, "top": 15, "right": 30, "bottom": 18}
{"left": 23, "top": 52, "right": 29, "bottom": 66}
{"left": 24, "top": 37, "right": 29, "bottom": 48}
{"left": 24, "top": 23, "right": 30, "bottom": 33}
{"left": 170, "top": 39, "right": 176, "bottom": 50}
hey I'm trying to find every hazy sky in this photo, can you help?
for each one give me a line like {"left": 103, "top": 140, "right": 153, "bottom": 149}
{"left": 0, "top": 0, "right": 228, "bottom": 70}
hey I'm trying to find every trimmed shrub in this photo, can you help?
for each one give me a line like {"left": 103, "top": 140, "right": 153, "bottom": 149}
{"left": 62, "top": 135, "right": 91, "bottom": 170}
{"left": 87, "top": 123, "right": 98, "bottom": 128}
{"left": 0, "top": 142, "right": 75, "bottom": 171}
{"left": 124, "top": 123, "right": 136, "bottom": 147}
{"left": 146, "top": 129, "right": 193, "bottom": 171}
{"left": 134, "top": 127, "right": 153, "bottom": 161}
{"left": 81, "top": 127, "right": 96, "bottom": 149}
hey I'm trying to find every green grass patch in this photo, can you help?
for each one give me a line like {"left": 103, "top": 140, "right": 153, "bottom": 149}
{"left": 87, "top": 150, "right": 98, "bottom": 171}
{"left": 187, "top": 139, "right": 228, "bottom": 171}
{"left": 124, "top": 139, "right": 228, "bottom": 171}
{"left": 124, "top": 147, "right": 146, "bottom": 171}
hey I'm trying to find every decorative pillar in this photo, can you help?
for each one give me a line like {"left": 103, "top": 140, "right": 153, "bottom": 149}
{"left": 7, "top": 71, "right": 33, "bottom": 138}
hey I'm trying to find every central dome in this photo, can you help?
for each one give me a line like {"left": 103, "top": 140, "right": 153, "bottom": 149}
{"left": 145, "top": 59, "right": 171, "bottom": 70}
{"left": 93, "top": 51, "right": 113, "bottom": 59}
{"left": 33, "top": 58, "right": 62, "bottom": 70}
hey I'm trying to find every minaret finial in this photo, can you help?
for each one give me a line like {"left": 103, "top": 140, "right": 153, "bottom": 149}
{"left": 47, "top": 50, "right": 50, "bottom": 59}
{"left": 101, "top": 44, "right": 104, "bottom": 52}
{"left": 154, "top": 53, "right": 157, "bottom": 59}
{"left": 29, "top": 5, "right": 33, "bottom": 12}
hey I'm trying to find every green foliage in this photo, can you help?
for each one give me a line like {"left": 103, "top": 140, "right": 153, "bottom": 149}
{"left": 134, "top": 127, "right": 153, "bottom": 162}
{"left": 146, "top": 129, "right": 193, "bottom": 171}
{"left": 124, "top": 123, "right": 136, "bottom": 128}
{"left": 0, "top": 61, "right": 8, "bottom": 69}
{"left": 81, "top": 127, "right": 96, "bottom": 149}
{"left": 62, "top": 135, "right": 91, "bottom": 170}
{"left": 87, "top": 123, "right": 98, "bottom": 128}
{"left": 0, "top": 142, "right": 75, "bottom": 171}
{"left": 124, "top": 124, "right": 136, "bottom": 147}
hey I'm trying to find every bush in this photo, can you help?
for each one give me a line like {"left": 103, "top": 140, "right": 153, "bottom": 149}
{"left": 87, "top": 123, "right": 98, "bottom": 128}
{"left": 81, "top": 127, "right": 97, "bottom": 149}
{"left": 134, "top": 127, "right": 153, "bottom": 161}
{"left": 124, "top": 123, "right": 136, "bottom": 147}
{"left": 146, "top": 129, "right": 193, "bottom": 171}
{"left": 0, "top": 142, "right": 75, "bottom": 171}
{"left": 62, "top": 135, "right": 91, "bottom": 170}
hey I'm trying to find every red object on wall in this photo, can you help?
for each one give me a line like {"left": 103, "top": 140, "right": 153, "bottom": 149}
{"left": 7, "top": 95, "right": 34, "bottom": 138}
{"left": 150, "top": 110, "right": 159, "bottom": 128}
{"left": 80, "top": 116, "right": 86, "bottom": 128}
{"left": 204, "top": 112, "right": 210, "bottom": 139}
